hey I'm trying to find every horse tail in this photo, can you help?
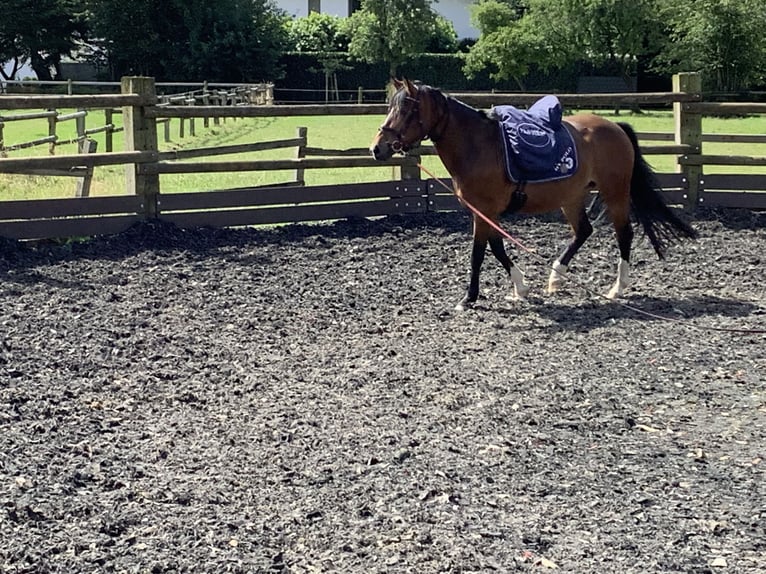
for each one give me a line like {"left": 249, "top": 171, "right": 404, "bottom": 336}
{"left": 618, "top": 122, "right": 698, "bottom": 259}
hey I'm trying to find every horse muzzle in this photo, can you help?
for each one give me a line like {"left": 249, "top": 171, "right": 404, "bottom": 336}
{"left": 370, "top": 139, "right": 395, "bottom": 161}
{"left": 371, "top": 135, "right": 415, "bottom": 161}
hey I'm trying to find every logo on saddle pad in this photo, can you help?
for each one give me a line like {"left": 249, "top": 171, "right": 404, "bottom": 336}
{"left": 515, "top": 123, "right": 553, "bottom": 149}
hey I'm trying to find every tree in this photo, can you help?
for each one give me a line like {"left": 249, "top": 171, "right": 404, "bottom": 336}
{"left": 85, "top": 0, "right": 173, "bottom": 78}
{"left": 464, "top": 0, "right": 572, "bottom": 89}
{"left": 464, "top": 0, "right": 664, "bottom": 89}
{"left": 345, "top": 0, "right": 441, "bottom": 77}
{"left": 424, "top": 15, "right": 459, "bottom": 54}
{"left": 284, "top": 12, "right": 351, "bottom": 101}
{"left": 0, "top": 0, "right": 86, "bottom": 81}
{"left": 562, "top": 0, "right": 665, "bottom": 84}
{"left": 655, "top": 0, "right": 766, "bottom": 91}
{"left": 86, "top": 0, "right": 289, "bottom": 82}
{"left": 285, "top": 12, "right": 349, "bottom": 52}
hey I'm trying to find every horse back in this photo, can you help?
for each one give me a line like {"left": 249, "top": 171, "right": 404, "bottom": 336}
{"left": 563, "top": 114, "right": 636, "bottom": 176}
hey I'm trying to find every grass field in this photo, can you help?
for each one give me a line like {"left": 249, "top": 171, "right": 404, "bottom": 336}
{"left": 1, "top": 107, "right": 765, "bottom": 201}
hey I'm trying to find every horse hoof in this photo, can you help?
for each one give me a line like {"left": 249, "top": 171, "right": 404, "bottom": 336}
{"left": 548, "top": 263, "right": 568, "bottom": 292}
{"left": 515, "top": 285, "right": 530, "bottom": 299}
{"left": 606, "top": 287, "right": 621, "bottom": 300}
{"left": 505, "top": 290, "right": 528, "bottom": 302}
{"left": 455, "top": 299, "right": 475, "bottom": 311}
{"left": 547, "top": 280, "right": 565, "bottom": 294}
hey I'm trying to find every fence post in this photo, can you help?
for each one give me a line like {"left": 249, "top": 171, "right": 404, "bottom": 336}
{"left": 0, "top": 121, "right": 5, "bottom": 157}
{"left": 105, "top": 109, "right": 114, "bottom": 152}
{"left": 75, "top": 138, "right": 98, "bottom": 198}
{"left": 75, "top": 108, "right": 86, "bottom": 141}
{"left": 48, "top": 111, "right": 56, "bottom": 155}
{"left": 188, "top": 95, "right": 196, "bottom": 136}
{"left": 673, "top": 72, "right": 702, "bottom": 209}
{"left": 202, "top": 81, "right": 210, "bottom": 128}
{"left": 294, "top": 126, "right": 307, "bottom": 185}
{"left": 397, "top": 155, "right": 421, "bottom": 182}
{"left": 122, "top": 76, "right": 160, "bottom": 218}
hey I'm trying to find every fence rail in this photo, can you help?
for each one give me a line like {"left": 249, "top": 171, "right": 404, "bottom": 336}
{"left": 0, "top": 109, "right": 119, "bottom": 156}
{"left": 0, "top": 83, "right": 273, "bottom": 157}
{"left": 0, "top": 73, "right": 764, "bottom": 241}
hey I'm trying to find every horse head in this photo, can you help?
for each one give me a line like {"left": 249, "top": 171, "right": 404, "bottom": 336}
{"left": 370, "top": 78, "right": 447, "bottom": 160}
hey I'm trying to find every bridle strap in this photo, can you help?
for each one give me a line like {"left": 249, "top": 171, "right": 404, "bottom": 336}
{"left": 379, "top": 87, "right": 450, "bottom": 151}
{"left": 378, "top": 94, "right": 424, "bottom": 152}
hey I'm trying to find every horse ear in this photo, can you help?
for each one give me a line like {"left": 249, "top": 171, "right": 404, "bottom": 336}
{"left": 403, "top": 78, "right": 418, "bottom": 97}
{"left": 386, "top": 78, "right": 402, "bottom": 101}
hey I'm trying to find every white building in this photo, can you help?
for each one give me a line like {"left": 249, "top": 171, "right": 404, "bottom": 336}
{"left": 2, "top": 59, "right": 35, "bottom": 81}
{"left": 276, "top": 0, "right": 480, "bottom": 39}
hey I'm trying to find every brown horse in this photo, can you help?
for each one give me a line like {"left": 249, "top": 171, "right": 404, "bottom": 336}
{"left": 370, "top": 79, "right": 697, "bottom": 310}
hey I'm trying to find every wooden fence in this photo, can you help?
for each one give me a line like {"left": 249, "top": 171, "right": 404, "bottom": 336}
{"left": 0, "top": 108, "right": 119, "bottom": 156}
{"left": 0, "top": 81, "right": 273, "bottom": 157}
{"left": 0, "top": 73, "right": 764, "bottom": 241}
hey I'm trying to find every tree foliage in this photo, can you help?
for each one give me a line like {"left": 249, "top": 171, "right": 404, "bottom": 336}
{"left": 345, "top": 0, "right": 443, "bottom": 77}
{"left": 465, "top": 0, "right": 766, "bottom": 91}
{"left": 655, "top": 0, "right": 766, "bottom": 91}
{"left": 424, "top": 15, "right": 459, "bottom": 54}
{"left": 86, "top": 0, "right": 289, "bottom": 82}
{"left": 284, "top": 12, "right": 349, "bottom": 53}
{"left": 563, "top": 0, "right": 665, "bottom": 79}
{"left": 2, "top": 0, "right": 766, "bottom": 91}
{"left": 465, "top": 0, "right": 663, "bottom": 89}
{"left": 463, "top": 0, "right": 568, "bottom": 89}
{"left": 283, "top": 12, "right": 353, "bottom": 95}
{"left": 0, "top": 0, "right": 86, "bottom": 80}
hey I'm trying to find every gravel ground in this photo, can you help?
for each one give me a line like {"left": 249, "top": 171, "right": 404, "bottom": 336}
{"left": 1, "top": 208, "right": 764, "bottom": 573}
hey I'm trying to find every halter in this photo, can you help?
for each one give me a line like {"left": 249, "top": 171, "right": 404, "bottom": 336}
{"left": 378, "top": 88, "right": 449, "bottom": 153}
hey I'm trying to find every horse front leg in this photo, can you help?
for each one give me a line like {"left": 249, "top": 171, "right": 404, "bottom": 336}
{"left": 456, "top": 219, "right": 528, "bottom": 311}
{"left": 488, "top": 235, "right": 529, "bottom": 300}
{"left": 456, "top": 236, "right": 487, "bottom": 311}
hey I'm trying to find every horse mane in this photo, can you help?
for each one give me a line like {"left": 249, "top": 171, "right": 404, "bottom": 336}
{"left": 413, "top": 83, "right": 493, "bottom": 122}
{"left": 389, "top": 80, "right": 494, "bottom": 128}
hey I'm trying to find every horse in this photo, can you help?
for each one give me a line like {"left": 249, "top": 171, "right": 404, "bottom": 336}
{"left": 369, "top": 78, "right": 698, "bottom": 310}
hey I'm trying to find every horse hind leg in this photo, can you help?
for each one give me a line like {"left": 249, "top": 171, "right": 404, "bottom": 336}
{"left": 606, "top": 219, "right": 633, "bottom": 299}
{"left": 488, "top": 235, "right": 529, "bottom": 300}
{"left": 548, "top": 206, "right": 593, "bottom": 293}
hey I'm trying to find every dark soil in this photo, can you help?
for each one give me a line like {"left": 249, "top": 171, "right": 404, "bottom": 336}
{"left": 1, "top": 208, "right": 765, "bottom": 573}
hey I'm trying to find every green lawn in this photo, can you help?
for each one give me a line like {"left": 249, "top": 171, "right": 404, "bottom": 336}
{"left": 1, "top": 108, "right": 764, "bottom": 200}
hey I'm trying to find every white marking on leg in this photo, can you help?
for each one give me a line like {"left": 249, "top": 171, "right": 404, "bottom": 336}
{"left": 511, "top": 265, "right": 529, "bottom": 299}
{"left": 547, "top": 260, "right": 568, "bottom": 293}
{"left": 606, "top": 259, "right": 630, "bottom": 299}
{"left": 455, "top": 300, "right": 472, "bottom": 312}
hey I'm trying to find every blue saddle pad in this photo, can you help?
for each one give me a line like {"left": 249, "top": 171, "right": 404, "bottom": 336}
{"left": 492, "top": 95, "right": 578, "bottom": 184}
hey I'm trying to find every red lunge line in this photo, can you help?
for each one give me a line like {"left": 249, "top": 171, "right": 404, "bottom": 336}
{"left": 416, "top": 162, "right": 535, "bottom": 253}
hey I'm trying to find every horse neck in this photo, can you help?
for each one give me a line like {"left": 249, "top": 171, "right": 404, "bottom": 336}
{"left": 432, "top": 97, "right": 496, "bottom": 178}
